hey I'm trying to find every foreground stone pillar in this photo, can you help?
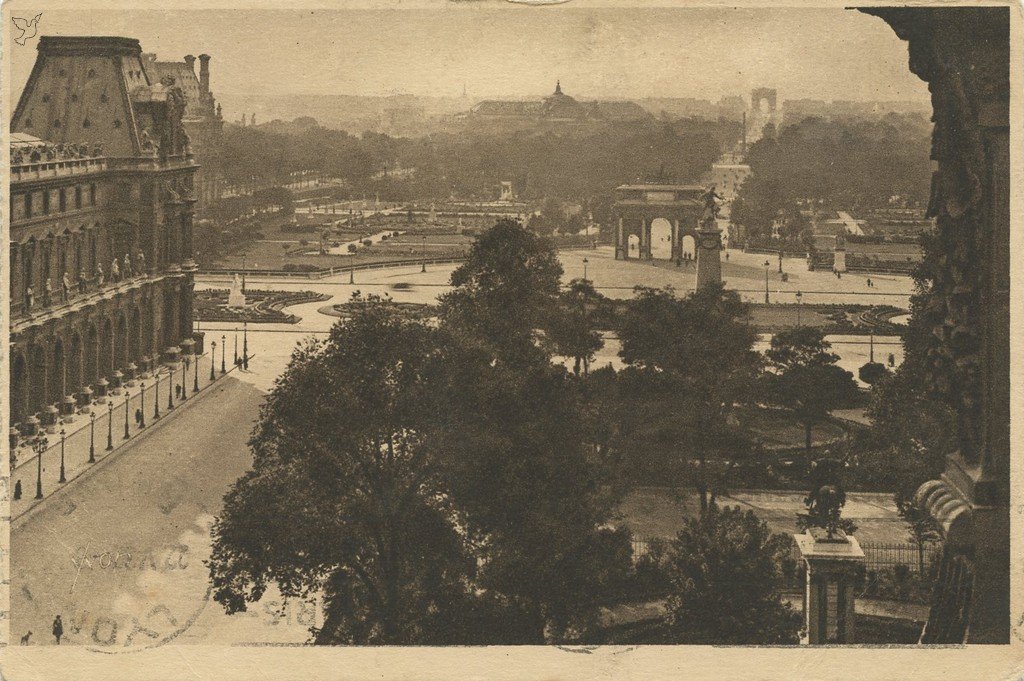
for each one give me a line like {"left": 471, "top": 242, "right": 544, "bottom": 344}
{"left": 795, "top": 529, "right": 864, "bottom": 644}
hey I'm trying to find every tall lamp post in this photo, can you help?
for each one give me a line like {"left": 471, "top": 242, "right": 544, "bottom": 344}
{"left": 221, "top": 335, "right": 227, "bottom": 374}
{"left": 59, "top": 428, "right": 67, "bottom": 483}
{"left": 154, "top": 371, "right": 161, "bottom": 420}
{"left": 123, "top": 390, "right": 130, "bottom": 439}
{"left": 181, "top": 357, "right": 189, "bottom": 402}
{"left": 33, "top": 435, "right": 48, "bottom": 499}
{"left": 796, "top": 291, "right": 803, "bottom": 326}
{"left": 233, "top": 329, "right": 238, "bottom": 366}
{"left": 583, "top": 257, "right": 589, "bottom": 282}
{"left": 421, "top": 235, "right": 427, "bottom": 273}
{"left": 764, "top": 260, "right": 771, "bottom": 304}
{"left": 140, "top": 381, "right": 146, "bottom": 428}
{"left": 193, "top": 350, "right": 200, "bottom": 392}
{"left": 106, "top": 400, "right": 114, "bottom": 451}
{"left": 243, "top": 321, "right": 249, "bottom": 370}
{"left": 88, "top": 411, "right": 96, "bottom": 463}
{"left": 168, "top": 364, "right": 175, "bottom": 410}
{"left": 211, "top": 341, "right": 217, "bottom": 381}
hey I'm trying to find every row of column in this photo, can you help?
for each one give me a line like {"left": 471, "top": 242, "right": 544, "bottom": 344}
{"left": 10, "top": 280, "right": 193, "bottom": 435}
{"left": 616, "top": 216, "right": 691, "bottom": 261}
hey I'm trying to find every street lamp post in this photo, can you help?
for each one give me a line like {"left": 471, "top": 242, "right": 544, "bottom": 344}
{"left": 123, "top": 390, "right": 130, "bottom": 439}
{"left": 181, "top": 357, "right": 188, "bottom": 401}
{"left": 796, "top": 291, "right": 803, "bottom": 326}
{"left": 88, "top": 411, "right": 96, "bottom": 463}
{"left": 193, "top": 352, "right": 200, "bottom": 392}
{"left": 583, "top": 257, "right": 589, "bottom": 282}
{"left": 34, "top": 436, "right": 47, "bottom": 499}
{"left": 221, "top": 335, "right": 227, "bottom": 374}
{"left": 422, "top": 235, "right": 427, "bottom": 273}
{"left": 154, "top": 371, "right": 161, "bottom": 420}
{"left": 140, "top": 382, "right": 146, "bottom": 428}
{"left": 234, "top": 329, "right": 238, "bottom": 366}
{"left": 168, "top": 365, "right": 174, "bottom": 410}
{"left": 243, "top": 321, "right": 249, "bottom": 370}
{"left": 764, "top": 260, "right": 771, "bottom": 304}
{"left": 106, "top": 400, "right": 114, "bottom": 451}
{"left": 59, "top": 428, "right": 67, "bottom": 483}
{"left": 210, "top": 342, "right": 217, "bottom": 381}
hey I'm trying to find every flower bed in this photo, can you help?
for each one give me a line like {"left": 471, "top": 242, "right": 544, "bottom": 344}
{"left": 194, "top": 289, "right": 330, "bottom": 324}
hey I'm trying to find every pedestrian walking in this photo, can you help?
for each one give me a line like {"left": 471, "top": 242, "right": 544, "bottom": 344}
{"left": 135, "top": 408, "right": 142, "bottom": 425}
{"left": 52, "top": 615, "right": 63, "bottom": 645}
{"left": 14, "top": 480, "right": 22, "bottom": 501}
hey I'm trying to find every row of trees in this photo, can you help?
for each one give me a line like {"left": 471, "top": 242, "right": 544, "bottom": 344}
{"left": 731, "top": 114, "right": 933, "bottom": 243}
{"left": 219, "top": 118, "right": 737, "bottom": 207}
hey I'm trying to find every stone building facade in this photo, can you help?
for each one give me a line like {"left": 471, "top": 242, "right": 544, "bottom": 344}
{"left": 141, "top": 51, "right": 223, "bottom": 210}
{"left": 8, "top": 36, "right": 200, "bottom": 433}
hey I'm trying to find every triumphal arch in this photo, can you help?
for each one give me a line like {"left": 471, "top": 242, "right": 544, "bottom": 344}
{"left": 612, "top": 183, "right": 722, "bottom": 289}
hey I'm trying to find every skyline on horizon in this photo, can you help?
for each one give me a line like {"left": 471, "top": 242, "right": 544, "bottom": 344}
{"left": 8, "top": 8, "right": 930, "bottom": 105}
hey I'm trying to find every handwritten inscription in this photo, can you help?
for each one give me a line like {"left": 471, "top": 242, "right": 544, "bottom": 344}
{"left": 70, "top": 545, "right": 189, "bottom": 573}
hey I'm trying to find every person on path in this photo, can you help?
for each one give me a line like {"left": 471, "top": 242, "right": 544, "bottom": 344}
{"left": 52, "top": 615, "right": 63, "bottom": 645}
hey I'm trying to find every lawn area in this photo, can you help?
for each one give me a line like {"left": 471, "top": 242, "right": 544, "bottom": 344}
{"left": 737, "top": 405, "right": 846, "bottom": 449}
{"left": 615, "top": 487, "right": 904, "bottom": 544}
{"left": 210, "top": 238, "right": 472, "bottom": 271}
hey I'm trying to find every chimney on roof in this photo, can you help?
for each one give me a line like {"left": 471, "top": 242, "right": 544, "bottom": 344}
{"left": 184, "top": 54, "right": 196, "bottom": 73}
{"left": 141, "top": 52, "right": 157, "bottom": 63}
{"left": 198, "top": 53, "right": 211, "bottom": 94}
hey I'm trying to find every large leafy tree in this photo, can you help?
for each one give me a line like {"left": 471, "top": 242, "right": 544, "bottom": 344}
{"left": 211, "top": 289, "right": 629, "bottom": 643}
{"left": 207, "top": 296, "right": 480, "bottom": 644}
{"left": 664, "top": 506, "right": 802, "bottom": 644}
{"left": 617, "top": 285, "right": 761, "bottom": 513}
{"left": 439, "top": 219, "right": 562, "bottom": 366}
{"left": 762, "top": 327, "right": 860, "bottom": 451}
{"left": 430, "top": 317, "right": 626, "bottom": 641}
{"left": 546, "top": 278, "right": 605, "bottom": 376}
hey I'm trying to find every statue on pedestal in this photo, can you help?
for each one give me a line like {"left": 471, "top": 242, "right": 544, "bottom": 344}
{"left": 227, "top": 273, "right": 247, "bottom": 309}
{"left": 700, "top": 184, "right": 724, "bottom": 230}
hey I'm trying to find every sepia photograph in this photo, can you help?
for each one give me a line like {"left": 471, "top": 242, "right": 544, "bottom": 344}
{"left": 0, "top": 0, "right": 1019, "bottom": 677}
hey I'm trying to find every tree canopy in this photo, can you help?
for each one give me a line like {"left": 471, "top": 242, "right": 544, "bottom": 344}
{"left": 664, "top": 506, "right": 802, "bottom": 644}
{"left": 762, "top": 327, "right": 860, "bottom": 451}
{"left": 210, "top": 283, "right": 629, "bottom": 643}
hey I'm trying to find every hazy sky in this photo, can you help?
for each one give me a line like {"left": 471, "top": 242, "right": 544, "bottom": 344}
{"left": 8, "top": 7, "right": 929, "bottom": 103}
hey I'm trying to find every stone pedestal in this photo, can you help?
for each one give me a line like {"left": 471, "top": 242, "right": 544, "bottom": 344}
{"left": 192, "top": 332, "right": 205, "bottom": 357}
{"left": 124, "top": 363, "right": 138, "bottom": 386}
{"left": 61, "top": 395, "right": 77, "bottom": 418}
{"left": 833, "top": 246, "right": 847, "bottom": 273}
{"left": 695, "top": 227, "right": 723, "bottom": 291}
{"left": 138, "top": 355, "right": 153, "bottom": 376}
{"left": 78, "top": 386, "right": 94, "bottom": 408}
{"left": 162, "top": 346, "right": 181, "bottom": 365}
{"left": 21, "top": 415, "right": 41, "bottom": 437}
{"left": 94, "top": 378, "right": 109, "bottom": 398}
{"left": 110, "top": 370, "right": 124, "bottom": 395}
{"left": 180, "top": 338, "right": 196, "bottom": 358}
{"left": 41, "top": 405, "right": 60, "bottom": 433}
{"left": 795, "top": 529, "right": 865, "bottom": 644}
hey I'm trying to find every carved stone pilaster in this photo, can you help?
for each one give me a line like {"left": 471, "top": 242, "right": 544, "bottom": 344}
{"left": 866, "top": 7, "right": 1010, "bottom": 643}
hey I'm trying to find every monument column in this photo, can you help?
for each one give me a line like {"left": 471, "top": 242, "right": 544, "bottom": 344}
{"left": 616, "top": 217, "right": 625, "bottom": 260}
{"left": 695, "top": 226, "right": 723, "bottom": 290}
